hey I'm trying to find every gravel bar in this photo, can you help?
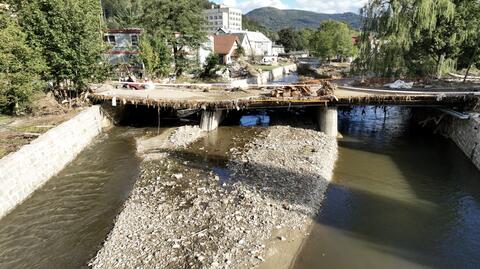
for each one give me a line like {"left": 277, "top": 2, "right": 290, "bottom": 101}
{"left": 90, "top": 125, "right": 337, "bottom": 269}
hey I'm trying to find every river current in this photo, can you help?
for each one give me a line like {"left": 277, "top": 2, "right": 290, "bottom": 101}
{"left": 293, "top": 107, "right": 480, "bottom": 269}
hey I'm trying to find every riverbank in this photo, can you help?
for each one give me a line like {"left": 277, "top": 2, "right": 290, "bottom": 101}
{"left": 0, "top": 106, "right": 110, "bottom": 219}
{"left": 0, "top": 127, "right": 141, "bottom": 269}
{"left": 230, "top": 63, "right": 297, "bottom": 87}
{"left": 438, "top": 112, "right": 480, "bottom": 170}
{"left": 91, "top": 125, "right": 337, "bottom": 269}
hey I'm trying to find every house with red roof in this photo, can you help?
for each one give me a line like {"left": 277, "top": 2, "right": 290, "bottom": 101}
{"left": 214, "top": 35, "right": 240, "bottom": 64}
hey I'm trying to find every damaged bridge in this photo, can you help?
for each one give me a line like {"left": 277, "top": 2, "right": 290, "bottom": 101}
{"left": 92, "top": 82, "right": 480, "bottom": 137}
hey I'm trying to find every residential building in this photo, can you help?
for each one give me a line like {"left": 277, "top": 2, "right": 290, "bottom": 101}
{"left": 272, "top": 44, "right": 285, "bottom": 56}
{"left": 214, "top": 35, "right": 240, "bottom": 64}
{"left": 103, "top": 28, "right": 142, "bottom": 65}
{"left": 218, "top": 30, "right": 273, "bottom": 57}
{"left": 204, "top": 4, "right": 242, "bottom": 33}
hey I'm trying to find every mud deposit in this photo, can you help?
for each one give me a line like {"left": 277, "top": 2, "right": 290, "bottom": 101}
{"left": 91, "top": 125, "right": 337, "bottom": 269}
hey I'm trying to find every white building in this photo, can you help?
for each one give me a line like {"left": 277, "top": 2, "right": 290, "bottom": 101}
{"left": 272, "top": 44, "right": 285, "bottom": 56}
{"left": 103, "top": 28, "right": 142, "bottom": 65}
{"left": 218, "top": 29, "right": 273, "bottom": 57}
{"left": 198, "top": 35, "right": 214, "bottom": 66}
{"left": 204, "top": 4, "right": 242, "bottom": 33}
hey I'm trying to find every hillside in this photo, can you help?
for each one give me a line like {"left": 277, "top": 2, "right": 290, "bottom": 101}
{"left": 245, "top": 7, "right": 362, "bottom": 31}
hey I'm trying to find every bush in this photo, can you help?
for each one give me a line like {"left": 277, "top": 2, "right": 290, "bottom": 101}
{"left": 200, "top": 54, "right": 221, "bottom": 78}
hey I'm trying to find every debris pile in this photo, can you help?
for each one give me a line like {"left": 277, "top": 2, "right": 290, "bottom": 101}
{"left": 228, "top": 61, "right": 259, "bottom": 79}
{"left": 270, "top": 85, "right": 313, "bottom": 98}
{"left": 317, "top": 81, "right": 337, "bottom": 96}
{"left": 169, "top": 126, "right": 205, "bottom": 148}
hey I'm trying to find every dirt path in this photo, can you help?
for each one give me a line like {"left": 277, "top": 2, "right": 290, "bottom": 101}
{"left": 0, "top": 111, "right": 80, "bottom": 158}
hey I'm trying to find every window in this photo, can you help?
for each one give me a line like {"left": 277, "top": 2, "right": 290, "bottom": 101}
{"left": 104, "top": 35, "right": 116, "bottom": 45}
{"left": 131, "top": 35, "right": 139, "bottom": 46}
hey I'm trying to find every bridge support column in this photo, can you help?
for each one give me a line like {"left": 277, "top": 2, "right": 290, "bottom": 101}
{"left": 317, "top": 107, "right": 338, "bottom": 137}
{"left": 200, "top": 110, "right": 224, "bottom": 132}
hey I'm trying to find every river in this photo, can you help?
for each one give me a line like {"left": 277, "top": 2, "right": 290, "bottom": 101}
{"left": 0, "top": 128, "right": 141, "bottom": 269}
{"left": 292, "top": 106, "right": 480, "bottom": 269}
{"left": 1, "top": 95, "right": 480, "bottom": 268}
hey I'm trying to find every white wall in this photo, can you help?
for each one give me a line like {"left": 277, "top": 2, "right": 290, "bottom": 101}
{"left": 0, "top": 106, "right": 111, "bottom": 219}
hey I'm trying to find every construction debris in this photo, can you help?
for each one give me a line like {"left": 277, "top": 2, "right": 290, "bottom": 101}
{"left": 270, "top": 85, "right": 313, "bottom": 98}
{"left": 317, "top": 81, "right": 337, "bottom": 96}
{"left": 385, "top": 80, "right": 414, "bottom": 89}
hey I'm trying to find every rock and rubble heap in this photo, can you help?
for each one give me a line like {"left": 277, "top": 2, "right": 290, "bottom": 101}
{"left": 90, "top": 125, "right": 337, "bottom": 269}
{"left": 169, "top": 126, "right": 205, "bottom": 148}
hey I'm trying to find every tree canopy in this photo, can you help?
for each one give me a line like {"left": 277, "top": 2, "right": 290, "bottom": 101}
{"left": 308, "top": 21, "right": 357, "bottom": 61}
{"left": 277, "top": 28, "right": 304, "bottom": 52}
{"left": 141, "top": 0, "right": 206, "bottom": 76}
{"left": 1, "top": 0, "right": 106, "bottom": 113}
{"left": 17, "top": 0, "right": 107, "bottom": 89}
{"left": 356, "top": 0, "right": 480, "bottom": 78}
{"left": 0, "top": 8, "right": 46, "bottom": 114}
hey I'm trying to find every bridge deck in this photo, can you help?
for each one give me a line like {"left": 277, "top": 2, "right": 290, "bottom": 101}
{"left": 91, "top": 84, "right": 479, "bottom": 110}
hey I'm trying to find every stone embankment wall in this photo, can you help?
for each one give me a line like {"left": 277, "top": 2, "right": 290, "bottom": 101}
{"left": 442, "top": 114, "right": 480, "bottom": 170}
{"left": 0, "top": 105, "right": 111, "bottom": 219}
{"left": 231, "top": 64, "right": 298, "bottom": 87}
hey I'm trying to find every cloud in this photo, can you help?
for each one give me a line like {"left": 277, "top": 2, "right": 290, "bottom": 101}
{"left": 214, "top": 0, "right": 367, "bottom": 14}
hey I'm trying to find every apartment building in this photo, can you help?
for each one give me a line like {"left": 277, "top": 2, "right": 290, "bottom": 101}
{"left": 204, "top": 4, "right": 242, "bottom": 33}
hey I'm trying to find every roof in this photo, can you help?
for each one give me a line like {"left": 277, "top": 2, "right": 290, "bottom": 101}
{"left": 105, "top": 28, "right": 142, "bottom": 34}
{"left": 214, "top": 35, "right": 239, "bottom": 55}
{"left": 229, "top": 30, "right": 272, "bottom": 43}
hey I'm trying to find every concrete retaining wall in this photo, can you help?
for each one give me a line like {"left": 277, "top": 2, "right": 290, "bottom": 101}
{"left": 230, "top": 64, "right": 297, "bottom": 86}
{"left": 0, "top": 105, "right": 111, "bottom": 219}
{"left": 442, "top": 115, "right": 480, "bottom": 170}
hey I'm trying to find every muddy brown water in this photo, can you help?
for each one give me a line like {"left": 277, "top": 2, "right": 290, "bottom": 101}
{"left": 2, "top": 102, "right": 480, "bottom": 269}
{"left": 0, "top": 125, "right": 261, "bottom": 269}
{"left": 292, "top": 107, "right": 480, "bottom": 269}
{"left": 0, "top": 128, "right": 142, "bottom": 269}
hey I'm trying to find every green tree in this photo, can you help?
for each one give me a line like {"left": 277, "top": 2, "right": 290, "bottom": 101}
{"left": 101, "top": 0, "right": 143, "bottom": 28}
{"left": 277, "top": 28, "right": 300, "bottom": 52}
{"left": 141, "top": 0, "right": 206, "bottom": 76}
{"left": 200, "top": 53, "right": 220, "bottom": 78}
{"left": 17, "top": 0, "right": 107, "bottom": 91}
{"left": 298, "top": 28, "right": 314, "bottom": 51}
{"left": 309, "top": 21, "right": 356, "bottom": 61}
{"left": 0, "top": 9, "right": 46, "bottom": 114}
{"left": 139, "top": 35, "right": 172, "bottom": 78}
{"left": 236, "top": 46, "right": 246, "bottom": 58}
{"left": 357, "top": 0, "right": 459, "bottom": 77}
{"left": 456, "top": 0, "right": 480, "bottom": 81}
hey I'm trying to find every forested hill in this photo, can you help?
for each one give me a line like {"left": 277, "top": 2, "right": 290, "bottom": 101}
{"left": 245, "top": 7, "right": 362, "bottom": 31}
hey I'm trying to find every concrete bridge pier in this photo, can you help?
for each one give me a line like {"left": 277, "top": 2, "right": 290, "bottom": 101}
{"left": 317, "top": 106, "right": 338, "bottom": 137}
{"left": 200, "top": 110, "right": 224, "bottom": 132}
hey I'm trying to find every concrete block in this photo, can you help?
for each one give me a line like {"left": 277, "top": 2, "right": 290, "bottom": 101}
{"left": 200, "top": 110, "right": 225, "bottom": 132}
{"left": 317, "top": 107, "right": 338, "bottom": 137}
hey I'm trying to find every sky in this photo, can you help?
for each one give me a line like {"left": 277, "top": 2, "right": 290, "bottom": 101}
{"left": 213, "top": 0, "right": 368, "bottom": 14}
